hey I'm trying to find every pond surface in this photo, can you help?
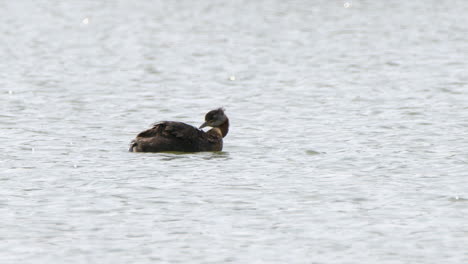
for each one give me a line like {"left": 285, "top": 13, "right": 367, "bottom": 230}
{"left": 1, "top": 1, "right": 467, "bottom": 263}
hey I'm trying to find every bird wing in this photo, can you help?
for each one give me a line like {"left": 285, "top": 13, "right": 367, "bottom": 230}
{"left": 136, "top": 121, "right": 202, "bottom": 141}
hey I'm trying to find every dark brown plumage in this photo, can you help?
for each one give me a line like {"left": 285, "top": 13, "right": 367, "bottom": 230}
{"left": 129, "top": 108, "right": 229, "bottom": 152}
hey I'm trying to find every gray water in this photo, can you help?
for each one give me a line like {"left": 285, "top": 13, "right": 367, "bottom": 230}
{"left": 1, "top": 1, "right": 467, "bottom": 263}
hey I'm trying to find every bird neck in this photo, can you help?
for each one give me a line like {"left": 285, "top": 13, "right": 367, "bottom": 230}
{"left": 208, "top": 118, "right": 229, "bottom": 138}
{"left": 219, "top": 118, "right": 229, "bottom": 138}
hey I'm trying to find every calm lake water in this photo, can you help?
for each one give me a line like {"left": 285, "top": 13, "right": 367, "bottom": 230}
{"left": 1, "top": 1, "right": 467, "bottom": 263}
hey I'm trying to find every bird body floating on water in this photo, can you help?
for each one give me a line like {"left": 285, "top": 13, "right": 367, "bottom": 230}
{"left": 129, "top": 108, "right": 229, "bottom": 152}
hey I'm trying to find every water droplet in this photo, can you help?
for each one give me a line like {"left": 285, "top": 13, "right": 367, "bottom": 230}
{"left": 8, "top": 90, "right": 13, "bottom": 94}
{"left": 229, "top": 76, "right": 236, "bottom": 81}
{"left": 73, "top": 164, "right": 78, "bottom": 168}
{"left": 82, "top": 18, "right": 89, "bottom": 25}
{"left": 344, "top": 2, "right": 352, "bottom": 8}
{"left": 31, "top": 147, "right": 35, "bottom": 152}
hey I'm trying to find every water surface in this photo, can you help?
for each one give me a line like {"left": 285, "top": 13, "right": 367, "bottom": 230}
{"left": 1, "top": 1, "right": 467, "bottom": 263}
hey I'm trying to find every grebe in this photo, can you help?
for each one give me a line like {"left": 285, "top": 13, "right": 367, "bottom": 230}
{"left": 129, "top": 108, "right": 229, "bottom": 152}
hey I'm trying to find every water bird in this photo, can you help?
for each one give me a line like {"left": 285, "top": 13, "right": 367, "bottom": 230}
{"left": 129, "top": 108, "right": 229, "bottom": 152}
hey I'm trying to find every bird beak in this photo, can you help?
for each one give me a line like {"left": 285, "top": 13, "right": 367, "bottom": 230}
{"left": 199, "top": 121, "right": 209, "bottom": 129}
